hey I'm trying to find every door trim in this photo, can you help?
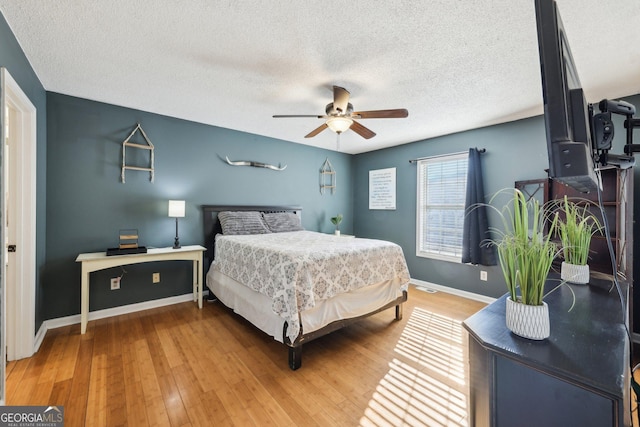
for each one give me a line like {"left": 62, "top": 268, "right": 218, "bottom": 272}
{"left": 1, "top": 68, "right": 37, "bottom": 361}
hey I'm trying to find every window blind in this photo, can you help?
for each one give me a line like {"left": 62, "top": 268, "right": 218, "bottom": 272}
{"left": 416, "top": 152, "right": 468, "bottom": 261}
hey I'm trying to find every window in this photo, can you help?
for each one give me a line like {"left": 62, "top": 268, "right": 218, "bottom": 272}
{"left": 416, "top": 152, "right": 468, "bottom": 262}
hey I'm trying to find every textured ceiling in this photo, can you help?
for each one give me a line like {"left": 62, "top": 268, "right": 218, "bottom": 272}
{"left": 1, "top": 1, "right": 638, "bottom": 154}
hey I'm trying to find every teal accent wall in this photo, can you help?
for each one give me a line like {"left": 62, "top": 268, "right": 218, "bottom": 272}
{"left": 44, "top": 93, "right": 353, "bottom": 320}
{"left": 0, "top": 12, "right": 48, "bottom": 332}
{"left": 353, "top": 116, "right": 550, "bottom": 298}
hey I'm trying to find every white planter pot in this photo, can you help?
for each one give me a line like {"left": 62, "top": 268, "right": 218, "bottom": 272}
{"left": 560, "top": 262, "right": 589, "bottom": 284}
{"left": 334, "top": 230, "right": 340, "bottom": 236}
{"left": 505, "top": 297, "right": 550, "bottom": 340}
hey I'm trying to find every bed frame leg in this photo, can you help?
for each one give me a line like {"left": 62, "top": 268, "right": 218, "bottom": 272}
{"left": 395, "top": 303, "right": 403, "bottom": 321}
{"left": 288, "top": 346, "right": 302, "bottom": 370}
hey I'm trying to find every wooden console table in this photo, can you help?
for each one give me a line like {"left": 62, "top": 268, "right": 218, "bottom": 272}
{"left": 75, "top": 245, "right": 206, "bottom": 334}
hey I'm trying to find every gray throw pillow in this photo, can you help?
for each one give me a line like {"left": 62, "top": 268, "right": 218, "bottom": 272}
{"left": 218, "top": 211, "right": 271, "bottom": 235}
{"left": 262, "top": 212, "right": 304, "bottom": 233}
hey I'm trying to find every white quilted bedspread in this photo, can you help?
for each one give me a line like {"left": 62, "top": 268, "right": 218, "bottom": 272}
{"left": 212, "top": 231, "right": 410, "bottom": 342}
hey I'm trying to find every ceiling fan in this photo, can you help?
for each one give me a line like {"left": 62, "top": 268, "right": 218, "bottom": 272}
{"left": 273, "top": 86, "right": 408, "bottom": 139}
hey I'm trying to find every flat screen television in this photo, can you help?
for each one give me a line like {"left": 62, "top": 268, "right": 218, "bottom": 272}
{"left": 534, "top": 0, "right": 598, "bottom": 193}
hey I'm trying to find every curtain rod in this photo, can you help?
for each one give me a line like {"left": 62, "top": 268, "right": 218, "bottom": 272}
{"left": 409, "top": 148, "right": 486, "bottom": 164}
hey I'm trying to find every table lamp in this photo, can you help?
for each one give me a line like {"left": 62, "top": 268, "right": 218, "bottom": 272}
{"left": 168, "top": 200, "right": 185, "bottom": 249}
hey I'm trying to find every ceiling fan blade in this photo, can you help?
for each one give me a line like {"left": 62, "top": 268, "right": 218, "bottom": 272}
{"left": 333, "top": 86, "right": 350, "bottom": 114}
{"left": 305, "top": 123, "right": 328, "bottom": 138}
{"left": 352, "top": 108, "right": 409, "bottom": 119}
{"left": 350, "top": 120, "right": 376, "bottom": 139}
{"left": 273, "top": 114, "right": 326, "bottom": 118}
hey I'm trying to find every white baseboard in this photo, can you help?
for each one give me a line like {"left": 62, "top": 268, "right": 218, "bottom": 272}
{"left": 34, "top": 322, "right": 47, "bottom": 353}
{"left": 34, "top": 292, "right": 205, "bottom": 353}
{"left": 410, "top": 278, "right": 497, "bottom": 304}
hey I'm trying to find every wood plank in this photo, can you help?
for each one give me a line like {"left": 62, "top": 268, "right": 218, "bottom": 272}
{"left": 172, "top": 363, "right": 220, "bottom": 427}
{"left": 56, "top": 333, "right": 81, "bottom": 382}
{"left": 133, "top": 336, "right": 171, "bottom": 425}
{"left": 215, "top": 382, "right": 255, "bottom": 426}
{"left": 8, "top": 370, "right": 38, "bottom": 405}
{"left": 255, "top": 374, "right": 320, "bottom": 427}
{"left": 49, "top": 378, "right": 72, "bottom": 407}
{"left": 123, "top": 142, "right": 153, "bottom": 150}
{"left": 7, "top": 330, "right": 60, "bottom": 405}
{"left": 233, "top": 368, "right": 296, "bottom": 426}
{"left": 106, "top": 354, "right": 127, "bottom": 427}
{"left": 121, "top": 330, "right": 150, "bottom": 426}
{"left": 64, "top": 338, "right": 93, "bottom": 425}
{"left": 140, "top": 315, "right": 190, "bottom": 423}
{"left": 85, "top": 353, "right": 107, "bottom": 426}
{"left": 5, "top": 358, "right": 31, "bottom": 401}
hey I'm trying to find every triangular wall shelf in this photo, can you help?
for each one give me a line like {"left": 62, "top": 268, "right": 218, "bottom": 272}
{"left": 121, "top": 123, "right": 154, "bottom": 183}
{"left": 320, "top": 158, "right": 336, "bottom": 194}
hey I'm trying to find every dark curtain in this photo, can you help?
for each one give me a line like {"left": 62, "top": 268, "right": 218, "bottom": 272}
{"left": 462, "top": 148, "right": 497, "bottom": 265}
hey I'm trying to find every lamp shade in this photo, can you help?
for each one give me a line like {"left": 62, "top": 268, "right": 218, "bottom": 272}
{"left": 168, "top": 200, "right": 185, "bottom": 218}
{"left": 326, "top": 116, "right": 353, "bottom": 133}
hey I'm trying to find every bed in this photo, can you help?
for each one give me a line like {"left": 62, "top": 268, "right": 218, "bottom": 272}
{"left": 202, "top": 205, "right": 410, "bottom": 370}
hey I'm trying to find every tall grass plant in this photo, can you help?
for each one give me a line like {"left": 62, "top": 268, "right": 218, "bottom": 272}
{"left": 552, "top": 196, "right": 602, "bottom": 266}
{"left": 488, "top": 189, "right": 560, "bottom": 306}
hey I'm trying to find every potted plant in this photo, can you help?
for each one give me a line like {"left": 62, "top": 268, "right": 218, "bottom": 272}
{"left": 330, "top": 214, "right": 343, "bottom": 236}
{"left": 553, "top": 196, "right": 602, "bottom": 284}
{"left": 489, "top": 189, "right": 560, "bottom": 340}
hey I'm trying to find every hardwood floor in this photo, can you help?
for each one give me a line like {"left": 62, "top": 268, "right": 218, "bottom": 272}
{"left": 6, "top": 285, "right": 486, "bottom": 426}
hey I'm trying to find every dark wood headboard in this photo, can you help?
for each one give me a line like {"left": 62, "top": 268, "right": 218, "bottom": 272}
{"left": 201, "top": 205, "right": 302, "bottom": 265}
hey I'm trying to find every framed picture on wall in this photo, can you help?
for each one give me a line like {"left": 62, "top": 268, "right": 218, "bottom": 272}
{"left": 369, "top": 168, "right": 396, "bottom": 210}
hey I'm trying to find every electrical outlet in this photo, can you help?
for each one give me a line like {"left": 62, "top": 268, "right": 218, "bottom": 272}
{"left": 152, "top": 272, "right": 160, "bottom": 283}
{"left": 110, "top": 277, "right": 121, "bottom": 290}
{"left": 480, "top": 270, "right": 488, "bottom": 281}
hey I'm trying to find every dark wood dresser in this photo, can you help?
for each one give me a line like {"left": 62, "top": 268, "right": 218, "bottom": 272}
{"left": 464, "top": 276, "right": 631, "bottom": 427}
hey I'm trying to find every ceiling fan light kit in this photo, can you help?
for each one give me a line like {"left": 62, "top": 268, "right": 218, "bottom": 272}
{"left": 273, "top": 85, "right": 408, "bottom": 140}
{"left": 326, "top": 116, "right": 353, "bottom": 133}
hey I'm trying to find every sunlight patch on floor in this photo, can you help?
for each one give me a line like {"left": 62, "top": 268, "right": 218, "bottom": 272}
{"left": 360, "top": 307, "right": 468, "bottom": 427}
{"left": 395, "top": 308, "right": 465, "bottom": 385}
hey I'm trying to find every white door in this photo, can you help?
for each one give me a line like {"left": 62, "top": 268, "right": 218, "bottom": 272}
{"left": 1, "top": 68, "right": 37, "bottom": 375}
{"left": 0, "top": 87, "right": 5, "bottom": 405}
{"left": 5, "top": 101, "right": 19, "bottom": 362}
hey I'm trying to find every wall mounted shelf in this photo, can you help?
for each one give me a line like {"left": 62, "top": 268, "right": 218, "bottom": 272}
{"left": 320, "top": 158, "right": 336, "bottom": 194}
{"left": 121, "top": 123, "right": 154, "bottom": 183}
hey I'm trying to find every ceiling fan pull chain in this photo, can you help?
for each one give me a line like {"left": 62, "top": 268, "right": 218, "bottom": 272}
{"left": 336, "top": 133, "right": 341, "bottom": 152}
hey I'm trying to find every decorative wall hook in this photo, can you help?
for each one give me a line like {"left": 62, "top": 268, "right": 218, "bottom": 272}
{"left": 225, "top": 156, "right": 287, "bottom": 171}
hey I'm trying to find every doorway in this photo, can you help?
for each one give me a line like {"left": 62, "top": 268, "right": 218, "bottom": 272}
{"left": 1, "top": 68, "right": 37, "bottom": 369}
